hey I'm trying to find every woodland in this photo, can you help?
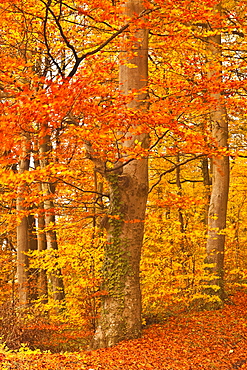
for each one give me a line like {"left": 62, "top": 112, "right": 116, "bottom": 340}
{"left": 0, "top": 0, "right": 247, "bottom": 368}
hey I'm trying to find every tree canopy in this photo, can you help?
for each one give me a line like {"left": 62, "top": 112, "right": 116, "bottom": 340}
{"left": 0, "top": 0, "right": 247, "bottom": 355}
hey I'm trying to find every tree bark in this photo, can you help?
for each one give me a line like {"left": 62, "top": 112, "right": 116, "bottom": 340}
{"left": 201, "top": 157, "right": 211, "bottom": 225}
{"left": 176, "top": 154, "right": 185, "bottom": 250}
{"left": 39, "top": 125, "right": 65, "bottom": 302}
{"left": 205, "top": 28, "right": 230, "bottom": 299}
{"left": 17, "top": 134, "right": 31, "bottom": 306}
{"left": 34, "top": 144, "right": 48, "bottom": 303}
{"left": 37, "top": 207, "right": 48, "bottom": 303}
{"left": 92, "top": 0, "right": 149, "bottom": 349}
{"left": 28, "top": 214, "right": 39, "bottom": 301}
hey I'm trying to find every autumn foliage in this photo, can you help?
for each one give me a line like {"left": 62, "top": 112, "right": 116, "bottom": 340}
{"left": 0, "top": 0, "right": 247, "bottom": 365}
{"left": 1, "top": 290, "right": 247, "bottom": 369}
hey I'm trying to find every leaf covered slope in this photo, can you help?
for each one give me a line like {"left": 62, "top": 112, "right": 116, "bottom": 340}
{"left": 2, "top": 290, "right": 247, "bottom": 370}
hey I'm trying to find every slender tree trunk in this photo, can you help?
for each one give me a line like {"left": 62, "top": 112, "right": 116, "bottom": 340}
{"left": 17, "top": 134, "right": 31, "bottom": 306}
{"left": 28, "top": 214, "right": 39, "bottom": 301}
{"left": 34, "top": 141, "right": 48, "bottom": 303}
{"left": 205, "top": 27, "right": 229, "bottom": 299}
{"left": 92, "top": 0, "right": 149, "bottom": 349}
{"left": 201, "top": 157, "right": 211, "bottom": 225}
{"left": 39, "top": 126, "right": 65, "bottom": 301}
{"left": 37, "top": 207, "right": 48, "bottom": 303}
{"left": 176, "top": 154, "right": 185, "bottom": 251}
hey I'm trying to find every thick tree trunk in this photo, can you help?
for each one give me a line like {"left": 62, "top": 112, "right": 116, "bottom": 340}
{"left": 205, "top": 31, "right": 229, "bottom": 299}
{"left": 92, "top": 0, "right": 149, "bottom": 349}
{"left": 17, "top": 135, "right": 31, "bottom": 306}
{"left": 39, "top": 127, "right": 65, "bottom": 301}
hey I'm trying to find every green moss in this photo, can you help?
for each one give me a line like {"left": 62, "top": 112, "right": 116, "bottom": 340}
{"left": 103, "top": 174, "right": 130, "bottom": 300}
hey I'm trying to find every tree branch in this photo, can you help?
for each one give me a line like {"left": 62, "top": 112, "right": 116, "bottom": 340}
{"left": 68, "top": 7, "right": 160, "bottom": 77}
{"left": 149, "top": 154, "right": 204, "bottom": 193}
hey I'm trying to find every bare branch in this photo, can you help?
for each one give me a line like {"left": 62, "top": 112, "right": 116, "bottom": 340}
{"left": 42, "top": 0, "right": 64, "bottom": 77}
{"left": 149, "top": 154, "right": 204, "bottom": 193}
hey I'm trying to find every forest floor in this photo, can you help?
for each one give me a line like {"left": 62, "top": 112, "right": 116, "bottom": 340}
{"left": 1, "top": 290, "right": 247, "bottom": 370}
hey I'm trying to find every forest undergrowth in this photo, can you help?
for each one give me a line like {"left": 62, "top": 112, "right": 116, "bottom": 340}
{"left": 1, "top": 289, "right": 247, "bottom": 370}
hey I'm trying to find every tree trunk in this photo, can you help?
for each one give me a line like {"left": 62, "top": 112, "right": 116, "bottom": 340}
{"left": 28, "top": 214, "right": 39, "bottom": 301}
{"left": 34, "top": 139, "right": 48, "bottom": 304}
{"left": 39, "top": 126, "right": 65, "bottom": 301}
{"left": 205, "top": 28, "right": 229, "bottom": 299}
{"left": 34, "top": 143, "right": 48, "bottom": 303}
{"left": 37, "top": 207, "right": 48, "bottom": 303}
{"left": 92, "top": 0, "right": 149, "bottom": 349}
{"left": 176, "top": 154, "right": 185, "bottom": 251}
{"left": 201, "top": 157, "right": 211, "bottom": 225}
{"left": 17, "top": 134, "right": 31, "bottom": 306}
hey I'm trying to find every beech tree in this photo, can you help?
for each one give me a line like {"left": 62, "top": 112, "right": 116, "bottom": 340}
{"left": 17, "top": 134, "right": 32, "bottom": 306}
{"left": 205, "top": 7, "right": 229, "bottom": 300}
{"left": 91, "top": 0, "right": 149, "bottom": 349}
{"left": 1, "top": 0, "right": 247, "bottom": 352}
{"left": 39, "top": 124, "right": 65, "bottom": 301}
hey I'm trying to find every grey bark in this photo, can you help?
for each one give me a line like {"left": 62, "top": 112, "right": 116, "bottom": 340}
{"left": 201, "top": 157, "right": 212, "bottom": 225}
{"left": 28, "top": 214, "right": 39, "bottom": 301}
{"left": 39, "top": 126, "right": 65, "bottom": 301}
{"left": 17, "top": 135, "right": 31, "bottom": 306}
{"left": 205, "top": 31, "right": 230, "bottom": 299}
{"left": 37, "top": 207, "right": 48, "bottom": 303}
